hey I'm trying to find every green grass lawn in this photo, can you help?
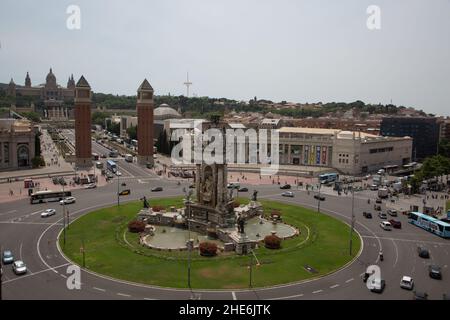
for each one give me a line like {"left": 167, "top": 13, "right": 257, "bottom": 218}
{"left": 60, "top": 197, "right": 361, "bottom": 289}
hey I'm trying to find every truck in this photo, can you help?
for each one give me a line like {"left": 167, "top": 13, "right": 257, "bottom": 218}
{"left": 125, "top": 154, "right": 133, "bottom": 163}
{"left": 378, "top": 187, "right": 389, "bottom": 199}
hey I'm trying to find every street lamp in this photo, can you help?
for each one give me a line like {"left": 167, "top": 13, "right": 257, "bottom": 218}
{"left": 62, "top": 175, "right": 67, "bottom": 247}
{"left": 117, "top": 161, "right": 120, "bottom": 207}
{"left": 317, "top": 182, "right": 322, "bottom": 213}
{"left": 349, "top": 178, "right": 356, "bottom": 256}
{"left": 248, "top": 249, "right": 260, "bottom": 288}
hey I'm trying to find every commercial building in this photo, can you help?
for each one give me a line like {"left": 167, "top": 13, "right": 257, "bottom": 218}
{"left": 0, "top": 119, "right": 38, "bottom": 170}
{"left": 380, "top": 117, "right": 440, "bottom": 160}
{"left": 278, "top": 127, "right": 412, "bottom": 175}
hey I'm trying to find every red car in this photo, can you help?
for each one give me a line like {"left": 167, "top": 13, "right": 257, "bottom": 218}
{"left": 389, "top": 219, "right": 402, "bottom": 229}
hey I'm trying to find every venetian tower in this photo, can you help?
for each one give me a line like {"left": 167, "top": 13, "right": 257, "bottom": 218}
{"left": 74, "top": 76, "right": 92, "bottom": 167}
{"left": 136, "top": 79, "right": 155, "bottom": 167}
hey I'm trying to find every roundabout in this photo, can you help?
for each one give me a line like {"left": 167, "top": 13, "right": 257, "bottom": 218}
{"left": 58, "top": 197, "right": 361, "bottom": 289}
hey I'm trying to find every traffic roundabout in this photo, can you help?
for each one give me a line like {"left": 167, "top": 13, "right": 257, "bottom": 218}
{"left": 57, "top": 197, "right": 361, "bottom": 289}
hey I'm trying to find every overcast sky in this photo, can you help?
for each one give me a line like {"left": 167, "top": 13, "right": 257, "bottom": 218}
{"left": 1, "top": 0, "right": 449, "bottom": 115}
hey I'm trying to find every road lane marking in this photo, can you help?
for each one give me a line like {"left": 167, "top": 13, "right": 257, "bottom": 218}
{"left": 330, "top": 284, "right": 339, "bottom": 289}
{"left": 345, "top": 278, "right": 354, "bottom": 283}
{"left": 362, "top": 235, "right": 450, "bottom": 246}
{"left": 93, "top": 287, "right": 106, "bottom": 292}
{"left": 0, "top": 221, "right": 63, "bottom": 226}
{"left": 271, "top": 293, "right": 304, "bottom": 300}
{"left": 391, "top": 238, "right": 399, "bottom": 268}
{"left": 232, "top": 291, "right": 237, "bottom": 300}
{"left": 143, "top": 297, "right": 156, "bottom": 300}
{"left": 3, "top": 263, "right": 71, "bottom": 284}
{"left": 312, "top": 290, "right": 323, "bottom": 294}
{"left": 117, "top": 293, "right": 131, "bottom": 297}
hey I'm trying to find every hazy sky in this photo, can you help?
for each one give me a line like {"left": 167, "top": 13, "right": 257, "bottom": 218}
{"left": 1, "top": 0, "right": 449, "bottom": 115}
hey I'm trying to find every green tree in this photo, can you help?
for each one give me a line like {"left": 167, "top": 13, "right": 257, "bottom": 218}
{"left": 438, "top": 139, "right": 450, "bottom": 158}
{"left": 126, "top": 125, "right": 137, "bottom": 140}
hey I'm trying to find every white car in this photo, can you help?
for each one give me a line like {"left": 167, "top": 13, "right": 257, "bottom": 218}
{"left": 41, "top": 209, "right": 56, "bottom": 218}
{"left": 84, "top": 183, "right": 97, "bottom": 189}
{"left": 60, "top": 196, "right": 76, "bottom": 205}
{"left": 400, "top": 276, "right": 414, "bottom": 290}
{"left": 12, "top": 260, "right": 27, "bottom": 275}
{"left": 116, "top": 171, "right": 122, "bottom": 176}
{"left": 380, "top": 221, "right": 392, "bottom": 231}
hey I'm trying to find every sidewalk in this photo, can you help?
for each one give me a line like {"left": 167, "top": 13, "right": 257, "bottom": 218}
{"left": 0, "top": 127, "right": 74, "bottom": 182}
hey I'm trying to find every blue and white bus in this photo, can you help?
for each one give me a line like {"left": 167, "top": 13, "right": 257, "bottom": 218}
{"left": 408, "top": 212, "right": 450, "bottom": 238}
{"left": 319, "top": 173, "right": 339, "bottom": 184}
{"left": 106, "top": 160, "right": 117, "bottom": 173}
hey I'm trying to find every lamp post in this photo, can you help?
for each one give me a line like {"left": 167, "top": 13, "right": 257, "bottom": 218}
{"left": 248, "top": 249, "right": 260, "bottom": 288}
{"left": 117, "top": 161, "right": 120, "bottom": 207}
{"left": 62, "top": 175, "right": 66, "bottom": 247}
{"left": 349, "top": 178, "right": 355, "bottom": 256}
{"left": 317, "top": 182, "right": 322, "bottom": 213}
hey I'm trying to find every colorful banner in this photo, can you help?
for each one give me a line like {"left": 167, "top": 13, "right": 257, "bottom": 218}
{"left": 316, "top": 146, "right": 321, "bottom": 164}
{"left": 309, "top": 145, "right": 315, "bottom": 165}
{"left": 322, "top": 146, "right": 327, "bottom": 165}
{"left": 304, "top": 146, "right": 309, "bottom": 165}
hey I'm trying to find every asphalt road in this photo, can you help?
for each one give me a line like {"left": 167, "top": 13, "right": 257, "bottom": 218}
{"left": 1, "top": 132, "right": 449, "bottom": 299}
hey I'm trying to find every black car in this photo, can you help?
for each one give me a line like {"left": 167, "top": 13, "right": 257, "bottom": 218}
{"left": 417, "top": 247, "right": 430, "bottom": 259}
{"left": 413, "top": 291, "right": 428, "bottom": 300}
{"left": 429, "top": 265, "right": 442, "bottom": 279}
{"left": 151, "top": 187, "right": 163, "bottom": 192}
{"left": 375, "top": 198, "right": 382, "bottom": 204}
{"left": 238, "top": 187, "right": 248, "bottom": 192}
{"left": 363, "top": 212, "right": 373, "bottom": 219}
{"left": 314, "top": 194, "right": 325, "bottom": 201}
{"left": 280, "top": 184, "right": 291, "bottom": 190}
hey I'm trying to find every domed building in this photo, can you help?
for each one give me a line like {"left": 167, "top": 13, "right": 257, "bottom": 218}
{"left": 154, "top": 104, "right": 182, "bottom": 121}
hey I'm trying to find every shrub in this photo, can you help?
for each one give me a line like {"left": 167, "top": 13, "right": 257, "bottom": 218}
{"left": 31, "top": 156, "right": 45, "bottom": 168}
{"left": 152, "top": 205, "right": 164, "bottom": 212}
{"left": 199, "top": 242, "right": 218, "bottom": 257}
{"left": 128, "top": 220, "right": 146, "bottom": 233}
{"left": 264, "top": 234, "right": 281, "bottom": 249}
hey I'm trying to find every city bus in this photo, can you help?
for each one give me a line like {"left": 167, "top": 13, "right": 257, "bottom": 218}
{"left": 408, "top": 212, "right": 450, "bottom": 238}
{"left": 319, "top": 173, "right": 339, "bottom": 184}
{"left": 106, "top": 159, "right": 117, "bottom": 173}
{"left": 30, "top": 190, "right": 72, "bottom": 204}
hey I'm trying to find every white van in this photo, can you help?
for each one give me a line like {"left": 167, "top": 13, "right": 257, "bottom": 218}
{"left": 380, "top": 221, "right": 392, "bottom": 231}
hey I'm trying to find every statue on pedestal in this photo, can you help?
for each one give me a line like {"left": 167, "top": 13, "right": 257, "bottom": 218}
{"left": 252, "top": 190, "right": 258, "bottom": 202}
{"left": 237, "top": 214, "right": 245, "bottom": 234}
{"left": 141, "top": 196, "right": 149, "bottom": 209}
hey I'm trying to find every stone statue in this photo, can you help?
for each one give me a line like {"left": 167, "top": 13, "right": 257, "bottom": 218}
{"left": 252, "top": 190, "right": 258, "bottom": 202}
{"left": 141, "top": 196, "right": 149, "bottom": 209}
{"left": 203, "top": 175, "right": 213, "bottom": 203}
{"left": 237, "top": 214, "right": 245, "bottom": 234}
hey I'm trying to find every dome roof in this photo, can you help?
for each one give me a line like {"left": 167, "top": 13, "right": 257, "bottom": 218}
{"left": 154, "top": 105, "right": 181, "bottom": 120}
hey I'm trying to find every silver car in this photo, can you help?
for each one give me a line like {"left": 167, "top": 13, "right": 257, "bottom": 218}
{"left": 400, "top": 276, "right": 414, "bottom": 290}
{"left": 2, "top": 250, "right": 14, "bottom": 264}
{"left": 41, "top": 209, "right": 56, "bottom": 218}
{"left": 13, "top": 260, "right": 27, "bottom": 275}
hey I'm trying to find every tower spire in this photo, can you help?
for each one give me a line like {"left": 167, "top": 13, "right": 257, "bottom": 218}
{"left": 183, "top": 72, "right": 193, "bottom": 97}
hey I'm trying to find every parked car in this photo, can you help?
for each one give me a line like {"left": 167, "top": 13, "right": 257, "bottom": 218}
{"left": 417, "top": 247, "right": 430, "bottom": 259}
{"left": 429, "top": 265, "right": 442, "bottom": 279}
{"left": 380, "top": 221, "right": 392, "bottom": 231}
{"left": 12, "top": 260, "right": 27, "bottom": 275}
{"left": 280, "top": 184, "right": 291, "bottom": 190}
{"left": 84, "top": 183, "right": 97, "bottom": 189}
{"left": 375, "top": 198, "right": 382, "bottom": 204}
{"left": 151, "top": 187, "right": 163, "bottom": 192}
{"left": 363, "top": 212, "right": 372, "bottom": 219}
{"left": 282, "top": 191, "right": 294, "bottom": 198}
{"left": 2, "top": 250, "right": 14, "bottom": 264}
{"left": 400, "top": 276, "right": 414, "bottom": 290}
{"left": 41, "top": 209, "right": 56, "bottom": 218}
{"left": 314, "top": 194, "right": 325, "bottom": 201}
{"left": 378, "top": 212, "right": 387, "bottom": 219}
{"left": 60, "top": 197, "right": 76, "bottom": 205}
{"left": 389, "top": 219, "right": 402, "bottom": 229}
{"left": 387, "top": 209, "right": 398, "bottom": 217}
{"left": 238, "top": 187, "right": 248, "bottom": 192}
{"left": 413, "top": 291, "right": 428, "bottom": 300}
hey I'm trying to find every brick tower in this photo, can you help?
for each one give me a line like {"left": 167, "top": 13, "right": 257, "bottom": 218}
{"left": 137, "top": 79, "right": 154, "bottom": 166}
{"left": 74, "top": 75, "right": 92, "bottom": 167}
